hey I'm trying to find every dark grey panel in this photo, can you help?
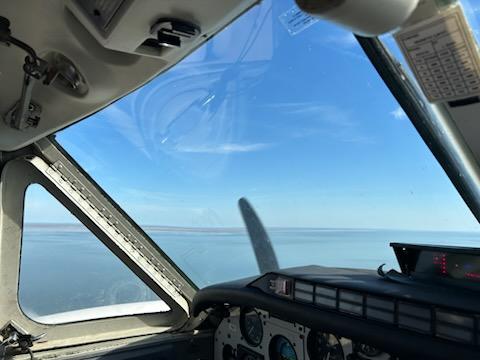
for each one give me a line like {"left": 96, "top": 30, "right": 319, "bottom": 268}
{"left": 32, "top": 332, "right": 213, "bottom": 360}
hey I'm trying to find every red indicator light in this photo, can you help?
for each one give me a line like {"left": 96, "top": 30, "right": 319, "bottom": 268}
{"left": 465, "top": 272, "right": 480, "bottom": 280}
{"left": 433, "top": 253, "right": 448, "bottom": 275}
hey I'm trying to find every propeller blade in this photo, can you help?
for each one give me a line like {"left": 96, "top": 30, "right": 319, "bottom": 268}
{"left": 238, "top": 197, "right": 279, "bottom": 273}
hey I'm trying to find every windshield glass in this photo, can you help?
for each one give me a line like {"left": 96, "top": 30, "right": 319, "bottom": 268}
{"left": 55, "top": 0, "right": 480, "bottom": 288}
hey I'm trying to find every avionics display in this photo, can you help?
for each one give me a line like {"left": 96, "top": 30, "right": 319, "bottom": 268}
{"left": 415, "top": 251, "right": 480, "bottom": 282}
{"left": 391, "top": 243, "right": 480, "bottom": 285}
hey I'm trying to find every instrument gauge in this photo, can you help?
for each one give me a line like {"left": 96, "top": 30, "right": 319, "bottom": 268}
{"left": 307, "top": 331, "right": 344, "bottom": 360}
{"left": 240, "top": 307, "right": 263, "bottom": 347}
{"left": 269, "top": 335, "right": 297, "bottom": 360}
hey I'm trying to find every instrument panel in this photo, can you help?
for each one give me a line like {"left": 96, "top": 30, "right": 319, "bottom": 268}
{"left": 215, "top": 307, "right": 391, "bottom": 360}
{"left": 193, "top": 264, "right": 480, "bottom": 359}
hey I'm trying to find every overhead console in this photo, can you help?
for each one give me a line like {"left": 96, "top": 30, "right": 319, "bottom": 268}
{"left": 0, "top": 0, "right": 259, "bottom": 151}
{"left": 64, "top": 0, "right": 258, "bottom": 60}
{"left": 193, "top": 244, "right": 480, "bottom": 359}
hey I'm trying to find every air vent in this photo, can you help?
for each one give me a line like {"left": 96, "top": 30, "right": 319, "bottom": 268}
{"left": 314, "top": 285, "right": 337, "bottom": 308}
{"left": 436, "top": 310, "right": 475, "bottom": 344}
{"left": 366, "top": 296, "right": 395, "bottom": 324}
{"left": 338, "top": 290, "right": 363, "bottom": 316}
{"left": 398, "top": 302, "right": 431, "bottom": 334}
{"left": 256, "top": 274, "right": 480, "bottom": 348}
{"left": 294, "top": 281, "right": 314, "bottom": 303}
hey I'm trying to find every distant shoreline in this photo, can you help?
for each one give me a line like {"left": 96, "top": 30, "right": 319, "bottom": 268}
{"left": 22, "top": 223, "right": 480, "bottom": 234}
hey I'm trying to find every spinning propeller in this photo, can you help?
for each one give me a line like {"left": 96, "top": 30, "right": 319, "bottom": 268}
{"left": 238, "top": 198, "right": 279, "bottom": 274}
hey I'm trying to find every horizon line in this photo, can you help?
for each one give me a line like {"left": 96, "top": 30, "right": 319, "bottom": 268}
{"left": 22, "top": 222, "right": 480, "bottom": 233}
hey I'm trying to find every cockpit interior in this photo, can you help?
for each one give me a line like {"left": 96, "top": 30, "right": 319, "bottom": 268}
{"left": 2, "top": 0, "right": 480, "bottom": 359}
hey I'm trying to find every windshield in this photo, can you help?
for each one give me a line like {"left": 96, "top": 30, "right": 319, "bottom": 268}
{"left": 52, "top": 0, "right": 480, "bottom": 288}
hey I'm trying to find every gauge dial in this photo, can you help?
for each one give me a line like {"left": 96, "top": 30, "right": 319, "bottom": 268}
{"left": 240, "top": 308, "right": 263, "bottom": 347}
{"left": 269, "top": 335, "right": 297, "bottom": 360}
{"left": 307, "top": 331, "right": 344, "bottom": 360}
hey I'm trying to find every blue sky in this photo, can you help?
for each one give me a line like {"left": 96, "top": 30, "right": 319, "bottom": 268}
{"left": 26, "top": 0, "right": 480, "bottom": 231}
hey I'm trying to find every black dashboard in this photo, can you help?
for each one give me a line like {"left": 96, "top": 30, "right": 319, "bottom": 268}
{"left": 193, "top": 253, "right": 480, "bottom": 360}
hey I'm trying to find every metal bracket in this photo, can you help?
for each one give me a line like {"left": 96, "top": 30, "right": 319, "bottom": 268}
{"left": 4, "top": 76, "right": 42, "bottom": 131}
{"left": 0, "top": 15, "right": 49, "bottom": 131}
{"left": 0, "top": 322, "right": 45, "bottom": 360}
{"left": 3, "top": 53, "right": 89, "bottom": 130}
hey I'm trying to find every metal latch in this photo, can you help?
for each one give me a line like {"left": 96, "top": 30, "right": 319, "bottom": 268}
{"left": 149, "top": 18, "right": 200, "bottom": 48}
{"left": 0, "top": 323, "right": 45, "bottom": 360}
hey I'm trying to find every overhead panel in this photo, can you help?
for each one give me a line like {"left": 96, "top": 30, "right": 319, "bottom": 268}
{"left": 0, "top": 0, "right": 258, "bottom": 151}
{"left": 74, "top": 0, "right": 126, "bottom": 32}
{"left": 64, "top": 0, "right": 259, "bottom": 59}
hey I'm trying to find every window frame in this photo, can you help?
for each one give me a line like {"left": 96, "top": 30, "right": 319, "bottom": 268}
{"left": 0, "top": 143, "right": 194, "bottom": 350}
{"left": 20, "top": 182, "right": 171, "bottom": 324}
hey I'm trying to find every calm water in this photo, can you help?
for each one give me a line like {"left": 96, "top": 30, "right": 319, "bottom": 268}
{"left": 19, "top": 226, "right": 480, "bottom": 317}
